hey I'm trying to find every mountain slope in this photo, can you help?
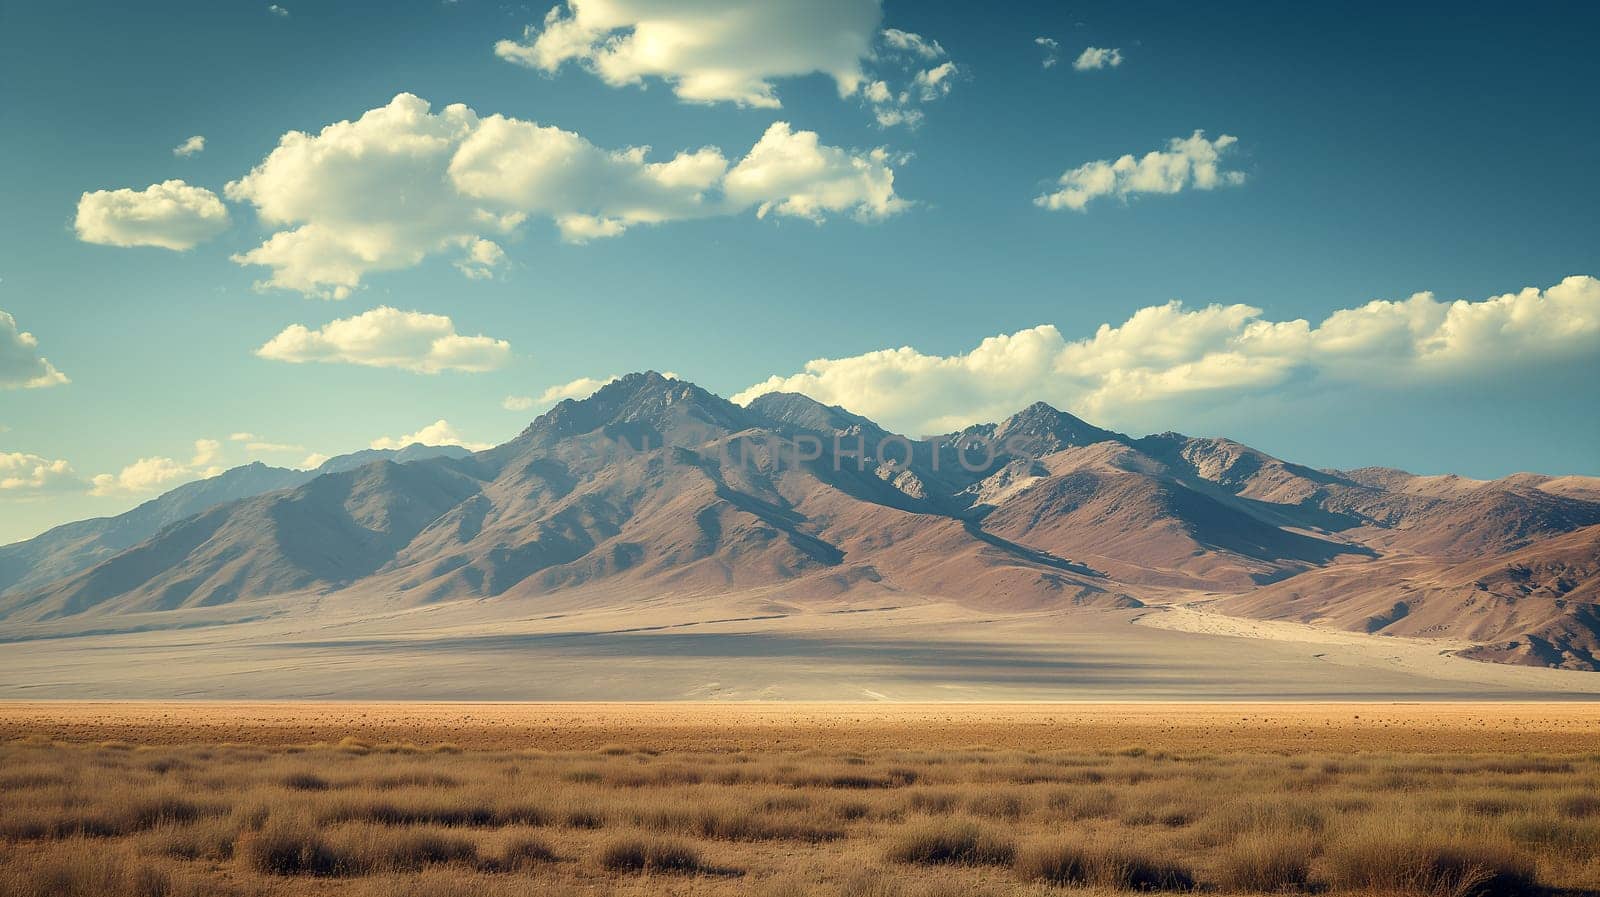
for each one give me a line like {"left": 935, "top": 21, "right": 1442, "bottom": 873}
{"left": 360, "top": 375, "right": 1117, "bottom": 608}
{"left": 976, "top": 443, "right": 1369, "bottom": 589}
{"left": 1217, "top": 524, "right": 1600, "bottom": 670}
{"left": 1, "top": 372, "right": 1595, "bottom": 672}
{"left": 1, "top": 375, "right": 1123, "bottom": 624}
{"left": 0, "top": 445, "right": 469, "bottom": 597}
{"left": 1, "top": 458, "right": 484, "bottom": 622}
{"left": 0, "top": 463, "right": 307, "bottom": 598}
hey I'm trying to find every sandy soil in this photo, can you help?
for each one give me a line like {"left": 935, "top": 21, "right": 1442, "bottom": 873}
{"left": 2, "top": 701, "right": 1598, "bottom": 753}
{"left": 3, "top": 590, "right": 1599, "bottom": 701}
{"left": 1129, "top": 600, "right": 1600, "bottom": 689}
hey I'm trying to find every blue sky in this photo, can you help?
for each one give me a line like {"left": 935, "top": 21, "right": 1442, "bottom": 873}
{"left": 1, "top": 0, "right": 1597, "bottom": 543}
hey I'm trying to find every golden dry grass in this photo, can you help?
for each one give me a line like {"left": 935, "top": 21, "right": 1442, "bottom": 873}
{"left": 3, "top": 701, "right": 1600, "bottom": 752}
{"left": 1, "top": 704, "right": 1599, "bottom": 895}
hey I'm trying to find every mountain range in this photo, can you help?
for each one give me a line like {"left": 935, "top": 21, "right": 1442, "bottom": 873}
{"left": 3, "top": 371, "right": 1598, "bottom": 672}
{"left": 0, "top": 444, "right": 469, "bottom": 598}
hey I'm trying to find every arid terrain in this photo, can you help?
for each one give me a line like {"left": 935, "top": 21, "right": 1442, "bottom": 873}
{"left": 10, "top": 2, "right": 1598, "bottom": 892}
{"left": 2, "top": 703, "right": 1598, "bottom": 897}
{"left": 4, "top": 591, "right": 1600, "bottom": 701}
{"left": 4, "top": 374, "right": 1599, "bottom": 703}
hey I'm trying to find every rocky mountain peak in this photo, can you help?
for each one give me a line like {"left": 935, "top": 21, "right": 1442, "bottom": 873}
{"left": 992, "top": 401, "right": 1122, "bottom": 454}
{"left": 744, "top": 392, "right": 887, "bottom": 438}
{"left": 517, "top": 371, "right": 750, "bottom": 449}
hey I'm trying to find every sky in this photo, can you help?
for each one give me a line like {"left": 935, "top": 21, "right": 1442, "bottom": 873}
{"left": 1, "top": 0, "right": 1597, "bottom": 544}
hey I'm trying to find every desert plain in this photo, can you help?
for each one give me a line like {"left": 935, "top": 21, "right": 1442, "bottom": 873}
{"left": 5, "top": 593, "right": 1600, "bottom": 703}
{"left": 3, "top": 701, "right": 1600, "bottom": 897}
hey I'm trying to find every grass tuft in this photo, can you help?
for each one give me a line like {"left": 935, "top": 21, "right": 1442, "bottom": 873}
{"left": 244, "top": 817, "right": 349, "bottom": 876}
{"left": 598, "top": 834, "right": 704, "bottom": 873}
{"left": 1014, "top": 838, "right": 1194, "bottom": 890}
{"left": 281, "top": 771, "right": 330, "bottom": 791}
{"left": 884, "top": 818, "right": 1015, "bottom": 866}
{"left": 1325, "top": 828, "right": 1538, "bottom": 897}
{"left": 1213, "top": 831, "right": 1317, "bottom": 892}
{"left": 496, "top": 833, "right": 557, "bottom": 870}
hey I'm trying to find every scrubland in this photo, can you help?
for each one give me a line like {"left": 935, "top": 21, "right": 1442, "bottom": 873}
{"left": 3, "top": 706, "right": 1600, "bottom": 897}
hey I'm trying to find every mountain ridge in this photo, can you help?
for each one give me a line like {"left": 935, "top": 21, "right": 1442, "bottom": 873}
{"left": 0, "top": 444, "right": 470, "bottom": 596}
{"left": 3, "top": 372, "right": 1598, "bottom": 670}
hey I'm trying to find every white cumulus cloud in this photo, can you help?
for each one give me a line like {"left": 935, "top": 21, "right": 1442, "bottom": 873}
{"left": 863, "top": 30, "right": 959, "bottom": 128}
{"left": 223, "top": 97, "right": 490, "bottom": 299}
{"left": 1035, "top": 131, "right": 1245, "bottom": 212}
{"left": 91, "top": 456, "right": 195, "bottom": 497}
{"left": 733, "top": 276, "right": 1600, "bottom": 435}
{"left": 1, "top": 310, "right": 69, "bottom": 389}
{"left": 371, "top": 419, "right": 491, "bottom": 451}
{"left": 191, "top": 438, "right": 224, "bottom": 468}
{"left": 1035, "top": 36, "right": 1059, "bottom": 69}
{"left": 880, "top": 28, "right": 943, "bottom": 59}
{"left": 255, "top": 306, "right": 512, "bottom": 374}
{"left": 1073, "top": 47, "right": 1123, "bottom": 71}
{"left": 0, "top": 453, "right": 83, "bottom": 494}
{"left": 502, "top": 395, "right": 536, "bottom": 411}
{"left": 505, "top": 374, "right": 619, "bottom": 412}
{"left": 224, "top": 94, "right": 908, "bottom": 297}
{"left": 90, "top": 440, "right": 226, "bottom": 496}
{"left": 173, "top": 135, "right": 206, "bottom": 157}
{"left": 539, "top": 374, "right": 619, "bottom": 403}
{"left": 75, "top": 179, "right": 230, "bottom": 250}
{"left": 496, "top": 4, "right": 956, "bottom": 127}
{"left": 495, "top": 0, "right": 882, "bottom": 108}
{"left": 723, "top": 123, "right": 907, "bottom": 221}
{"left": 454, "top": 238, "right": 506, "bottom": 280}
